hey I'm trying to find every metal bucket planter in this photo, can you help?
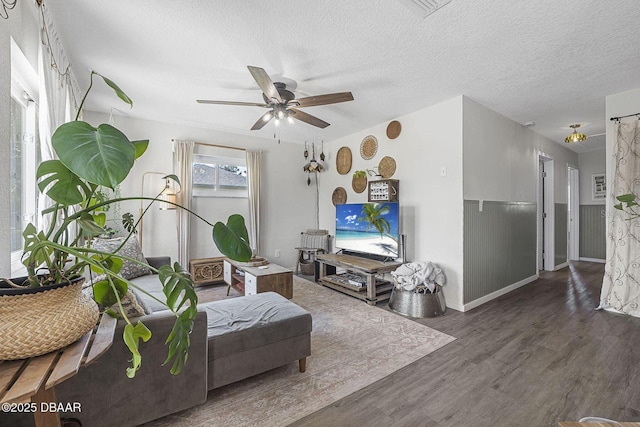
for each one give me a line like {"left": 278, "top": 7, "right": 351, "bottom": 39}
{"left": 389, "top": 285, "right": 446, "bottom": 318}
{"left": 0, "top": 277, "right": 99, "bottom": 360}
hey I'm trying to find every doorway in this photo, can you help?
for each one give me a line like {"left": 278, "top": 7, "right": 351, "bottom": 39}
{"left": 537, "top": 155, "right": 555, "bottom": 271}
{"left": 568, "top": 165, "right": 580, "bottom": 261}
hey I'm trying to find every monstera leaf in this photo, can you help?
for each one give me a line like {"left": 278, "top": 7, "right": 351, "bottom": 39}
{"left": 213, "top": 214, "right": 252, "bottom": 262}
{"left": 133, "top": 140, "right": 149, "bottom": 159}
{"left": 36, "top": 160, "right": 93, "bottom": 205}
{"left": 92, "top": 275, "right": 128, "bottom": 307}
{"left": 94, "top": 72, "right": 133, "bottom": 107}
{"left": 123, "top": 321, "right": 152, "bottom": 378}
{"left": 78, "top": 212, "right": 107, "bottom": 237}
{"left": 51, "top": 121, "right": 138, "bottom": 189}
{"left": 158, "top": 263, "right": 199, "bottom": 375}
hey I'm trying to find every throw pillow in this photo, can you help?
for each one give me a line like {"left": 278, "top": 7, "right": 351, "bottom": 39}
{"left": 83, "top": 275, "right": 153, "bottom": 318}
{"left": 91, "top": 237, "right": 151, "bottom": 280}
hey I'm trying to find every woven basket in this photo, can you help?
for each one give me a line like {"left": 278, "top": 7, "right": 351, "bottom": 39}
{"left": 300, "top": 260, "right": 315, "bottom": 276}
{"left": 352, "top": 175, "right": 367, "bottom": 193}
{"left": 0, "top": 278, "right": 99, "bottom": 360}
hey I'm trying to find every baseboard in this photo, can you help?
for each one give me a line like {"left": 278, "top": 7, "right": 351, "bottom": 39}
{"left": 445, "top": 300, "right": 464, "bottom": 312}
{"left": 462, "top": 274, "right": 538, "bottom": 312}
{"left": 554, "top": 262, "right": 569, "bottom": 270}
{"left": 579, "top": 257, "right": 606, "bottom": 264}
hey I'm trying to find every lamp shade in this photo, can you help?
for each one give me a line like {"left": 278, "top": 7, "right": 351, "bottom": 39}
{"left": 158, "top": 180, "right": 177, "bottom": 210}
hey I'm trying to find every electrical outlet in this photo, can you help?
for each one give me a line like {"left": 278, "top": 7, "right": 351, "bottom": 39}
{"left": 440, "top": 166, "right": 447, "bottom": 177}
{"left": 275, "top": 249, "right": 281, "bottom": 258}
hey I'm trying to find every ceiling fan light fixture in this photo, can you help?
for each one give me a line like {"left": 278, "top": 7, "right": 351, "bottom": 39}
{"left": 564, "top": 124, "right": 587, "bottom": 143}
{"left": 198, "top": 65, "right": 353, "bottom": 130}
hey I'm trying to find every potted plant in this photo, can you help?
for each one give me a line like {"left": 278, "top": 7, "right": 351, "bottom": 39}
{"left": 352, "top": 170, "right": 368, "bottom": 193}
{"left": 0, "top": 72, "right": 252, "bottom": 377}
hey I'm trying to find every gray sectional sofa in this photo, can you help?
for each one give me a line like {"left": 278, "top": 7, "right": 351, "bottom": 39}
{"left": 2, "top": 258, "right": 312, "bottom": 427}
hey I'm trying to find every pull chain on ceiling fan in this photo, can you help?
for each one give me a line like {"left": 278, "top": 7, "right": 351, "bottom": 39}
{"left": 197, "top": 66, "right": 354, "bottom": 130}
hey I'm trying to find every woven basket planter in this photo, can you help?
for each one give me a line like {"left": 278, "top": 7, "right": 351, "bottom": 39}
{"left": 352, "top": 175, "right": 367, "bottom": 193}
{"left": 0, "top": 278, "right": 99, "bottom": 360}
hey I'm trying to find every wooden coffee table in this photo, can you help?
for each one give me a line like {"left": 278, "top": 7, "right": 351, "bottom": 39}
{"left": 223, "top": 259, "right": 293, "bottom": 299}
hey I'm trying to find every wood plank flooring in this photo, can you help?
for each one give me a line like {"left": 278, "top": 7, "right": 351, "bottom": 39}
{"left": 289, "top": 261, "right": 640, "bottom": 427}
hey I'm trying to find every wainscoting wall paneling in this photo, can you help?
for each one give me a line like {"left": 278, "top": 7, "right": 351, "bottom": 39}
{"left": 463, "top": 200, "right": 537, "bottom": 304}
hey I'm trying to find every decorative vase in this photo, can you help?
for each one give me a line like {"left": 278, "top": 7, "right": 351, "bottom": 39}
{"left": 0, "top": 277, "right": 99, "bottom": 360}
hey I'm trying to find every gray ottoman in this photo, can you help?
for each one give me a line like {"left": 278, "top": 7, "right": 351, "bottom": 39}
{"left": 199, "top": 292, "right": 312, "bottom": 390}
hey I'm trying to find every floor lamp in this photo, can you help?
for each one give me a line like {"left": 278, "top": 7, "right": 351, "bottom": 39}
{"left": 139, "top": 172, "right": 177, "bottom": 250}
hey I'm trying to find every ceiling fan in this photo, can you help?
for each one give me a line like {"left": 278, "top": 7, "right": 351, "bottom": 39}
{"left": 197, "top": 66, "right": 354, "bottom": 130}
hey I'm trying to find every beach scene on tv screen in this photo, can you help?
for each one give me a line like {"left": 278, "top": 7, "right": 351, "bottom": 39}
{"left": 335, "top": 202, "right": 399, "bottom": 257}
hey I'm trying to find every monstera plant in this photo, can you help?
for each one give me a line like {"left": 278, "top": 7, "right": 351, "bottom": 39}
{"left": 8, "top": 71, "right": 252, "bottom": 377}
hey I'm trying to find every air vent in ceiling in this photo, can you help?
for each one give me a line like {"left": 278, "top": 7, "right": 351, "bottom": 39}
{"left": 397, "top": 0, "right": 452, "bottom": 18}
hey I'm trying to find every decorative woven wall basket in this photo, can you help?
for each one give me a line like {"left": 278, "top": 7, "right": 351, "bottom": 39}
{"left": 360, "top": 135, "right": 378, "bottom": 160}
{"left": 0, "top": 278, "right": 99, "bottom": 360}
{"left": 378, "top": 156, "right": 396, "bottom": 178}
{"left": 336, "top": 147, "right": 352, "bottom": 175}
{"left": 332, "top": 187, "right": 347, "bottom": 206}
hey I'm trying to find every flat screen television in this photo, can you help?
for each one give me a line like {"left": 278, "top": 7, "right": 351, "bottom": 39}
{"left": 335, "top": 202, "right": 400, "bottom": 258}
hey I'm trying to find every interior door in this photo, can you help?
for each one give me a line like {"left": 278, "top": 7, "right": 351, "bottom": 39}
{"left": 538, "top": 157, "right": 554, "bottom": 271}
{"left": 568, "top": 166, "right": 580, "bottom": 261}
{"left": 539, "top": 160, "right": 546, "bottom": 270}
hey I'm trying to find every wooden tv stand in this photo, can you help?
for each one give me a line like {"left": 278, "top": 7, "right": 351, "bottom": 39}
{"left": 316, "top": 253, "right": 401, "bottom": 305}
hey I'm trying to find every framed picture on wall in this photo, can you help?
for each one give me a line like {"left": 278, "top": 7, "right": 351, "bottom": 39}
{"left": 592, "top": 173, "right": 606, "bottom": 200}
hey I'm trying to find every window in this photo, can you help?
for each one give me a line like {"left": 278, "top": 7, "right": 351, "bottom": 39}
{"left": 192, "top": 154, "right": 248, "bottom": 198}
{"left": 10, "top": 40, "right": 40, "bottom": 275}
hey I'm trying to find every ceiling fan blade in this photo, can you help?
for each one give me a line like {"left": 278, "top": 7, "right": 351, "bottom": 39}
{"left": 294, "top": 92, "right": 354, "bottom": 108}
{"left": 197, "top": 99, "right": 269, "bottom": 107}
{"left": 289, "top": 108, "right": 330, "bottom": 129}
{"left": 251, "top": 111, "right": 273, "bottom": 130}
{"left": 247, "top": 66, "right": 283, "bottom": 103}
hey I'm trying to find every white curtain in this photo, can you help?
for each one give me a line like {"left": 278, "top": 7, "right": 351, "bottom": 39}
{"left": 246, "top": 150, "right": 262, "bottom": 256}
{"left": 174, "top": 140, "right": 195, "bottom": 267}
{"left": 600, "top": 120, "right": 640, "bottom": 317}
{"left": 37, "top": 4, "right": 80, "bottom": 232}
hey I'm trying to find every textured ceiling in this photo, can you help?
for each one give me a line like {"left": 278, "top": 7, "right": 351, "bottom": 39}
{"left": 45, "top": 0, "right": 640, "bottom": 152}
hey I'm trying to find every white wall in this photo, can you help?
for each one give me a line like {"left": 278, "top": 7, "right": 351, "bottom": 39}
{"left": 320, "top": 97, "right": 465, "bottom": 310}
{"left": 0, "top": 2, "right": 41, "bottom": 276}
{"left": 85, "top": 111, "right": 315, "bottom": 270}
{"left": 463, "top": 97, "right": 579, "bottom": 204}
{"left": 578, "top": 149, "right": 606, "bottom": 206}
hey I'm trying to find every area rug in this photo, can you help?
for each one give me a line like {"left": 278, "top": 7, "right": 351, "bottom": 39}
{"left": 143, "top": 276, "right": 455, "bottom": 427}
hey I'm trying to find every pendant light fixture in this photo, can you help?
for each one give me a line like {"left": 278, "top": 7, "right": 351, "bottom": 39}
{"left": 565, "top": 124, "right": 587, "bottom": 144}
